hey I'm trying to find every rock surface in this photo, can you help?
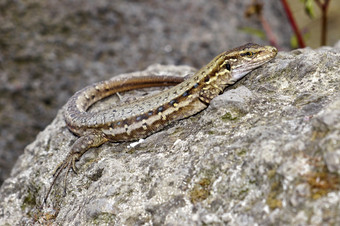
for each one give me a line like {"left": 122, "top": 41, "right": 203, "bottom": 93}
{"left": 1, "top": 46, "right": 340, "bottom": 225}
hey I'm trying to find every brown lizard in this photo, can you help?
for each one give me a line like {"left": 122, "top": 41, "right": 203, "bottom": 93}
{"left": 44, "top": 43, "right": 277, "bottom": 202}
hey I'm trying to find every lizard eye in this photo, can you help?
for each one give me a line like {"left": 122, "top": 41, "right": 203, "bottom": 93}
{"left": 241, "top": 51, "right": 253, "bottom": 57}
{"left": 225, "top": 63, "right": 231, "bottom": 71}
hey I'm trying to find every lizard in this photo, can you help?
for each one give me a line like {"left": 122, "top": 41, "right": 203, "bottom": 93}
{"left": 44, "top": 43, "right": 277, "bottom": 203}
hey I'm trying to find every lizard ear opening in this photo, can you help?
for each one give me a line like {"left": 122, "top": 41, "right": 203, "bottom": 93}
{"left": 225, "top": 63, "right": 231, "bottom": 71}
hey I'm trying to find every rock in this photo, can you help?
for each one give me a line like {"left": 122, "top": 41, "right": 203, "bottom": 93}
{"left": 1, "top": 45, "right": 340, "bottom": 225}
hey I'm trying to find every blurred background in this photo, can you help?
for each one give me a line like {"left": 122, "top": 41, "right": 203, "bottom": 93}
{"left": 0, "top": 0, "right": 339, "bottom": 185}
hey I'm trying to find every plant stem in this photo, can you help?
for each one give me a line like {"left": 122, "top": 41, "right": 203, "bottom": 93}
{"left": 315, "top": 0, "right": 330, "bottom": 46}
{"left": 280, "top": 0, "right": 305, "bottom": 48}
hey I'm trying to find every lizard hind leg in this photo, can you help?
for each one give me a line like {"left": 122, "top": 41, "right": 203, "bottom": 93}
{"left": 43, "top": 153, "right": 77, "bottom": 203}
{"left": 43, "top": 132, "right": 108, "bottom": 203}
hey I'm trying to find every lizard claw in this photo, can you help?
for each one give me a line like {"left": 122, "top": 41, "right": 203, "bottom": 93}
{"left": 44, "top": 152, "right": 80, "bottom": 203}
{"left": 71, "top": 155, "right": 78, "bottom": 175}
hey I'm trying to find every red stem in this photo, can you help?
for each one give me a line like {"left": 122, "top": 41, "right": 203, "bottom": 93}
{"left": 280, "top": 0, "right": 305, "bottom": 48}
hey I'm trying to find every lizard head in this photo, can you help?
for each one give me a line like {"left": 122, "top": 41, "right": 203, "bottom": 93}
{"left": 220, "top": 43, "right": 278, "bottom": 83}
{"left": 197, "top": 43, "right": 277, "bottom": 103}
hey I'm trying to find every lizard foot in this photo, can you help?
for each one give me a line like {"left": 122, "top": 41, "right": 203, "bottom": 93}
{"left": 43, "top": 152, "right": 80, "bottom": 203}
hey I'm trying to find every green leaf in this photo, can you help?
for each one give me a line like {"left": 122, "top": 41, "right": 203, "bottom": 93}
{"left": 301, "top": 0, "right": 315, "bottom": 18}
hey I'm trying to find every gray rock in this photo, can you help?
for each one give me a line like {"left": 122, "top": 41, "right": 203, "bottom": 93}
{"left": 1, "top": 45, "right": 340, "bottom": 225}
